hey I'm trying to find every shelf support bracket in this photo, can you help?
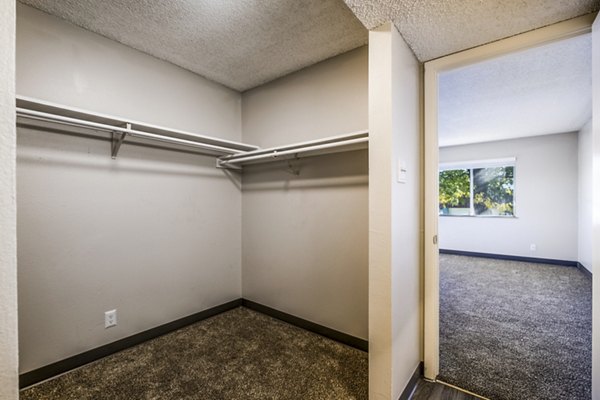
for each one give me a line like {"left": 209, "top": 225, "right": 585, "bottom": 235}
{"left": 111, "top": 123, "right": 130, "bottom": 159}
{"left": 216, "top": 158, "right": 242, "bottom": 170}
{"left": 286, "top": 158, "right": 301, "bottom": 176}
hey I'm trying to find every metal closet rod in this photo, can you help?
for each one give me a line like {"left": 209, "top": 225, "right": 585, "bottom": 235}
{"left": 16, "top": 107, "right": 248, "bottom": 155}
{"left": 219, "top": 137, "right": 369, "bottom": 165}
{"left": 218, "top": 130, "right": 369, "bottom": 165}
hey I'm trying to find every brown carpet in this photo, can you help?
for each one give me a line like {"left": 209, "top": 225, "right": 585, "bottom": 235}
{"left": 20, "top": 307, "right": 368, "bottom": 400}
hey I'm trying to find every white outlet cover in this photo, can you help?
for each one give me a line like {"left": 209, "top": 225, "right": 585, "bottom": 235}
{"left": 105, "top": 309, "right": 117, "bottom": 328}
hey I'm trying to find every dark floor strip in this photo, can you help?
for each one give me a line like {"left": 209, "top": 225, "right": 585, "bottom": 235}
{"left": 241, "top": 299, "right": 368, "bottom": 352}
{"left": 439, "top": 249, "right": 577, "bottom": 267}
{"left": 578, "top": 262, "right": 593, "bottom": 279}
{"left": 410, "top": 379, "right": 482, "bottom": 400}
{"left": 398, "top": 362, "right": 423, "bottom": 400}
{"left": 19, "top": 298, "right": 242, "bottom": 388}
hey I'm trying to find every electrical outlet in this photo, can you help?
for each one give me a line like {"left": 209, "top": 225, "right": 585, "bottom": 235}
{"left": 530, "top": 244, "right": 537, "bottom": 252}
{"left": 105, "top": 309, "right": 117, "bottom": 328}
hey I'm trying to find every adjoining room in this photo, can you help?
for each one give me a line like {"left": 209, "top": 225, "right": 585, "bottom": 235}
{"left": 436, "top": 33, "right": 593, "bottom": 400}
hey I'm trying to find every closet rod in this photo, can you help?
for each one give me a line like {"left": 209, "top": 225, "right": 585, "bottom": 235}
{"left": 221, "top": 130, "right": 368, "bottom": 161}
{"left": 16, "top": 107, "right": 246, "bottom": 155}
{"left": 218, "top": 136, "right": 368, "bottom": 166}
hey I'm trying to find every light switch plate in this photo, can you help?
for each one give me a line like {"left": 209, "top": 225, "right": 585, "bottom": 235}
{"left": 397, "top": 160, "right": 407, "bottom": 183}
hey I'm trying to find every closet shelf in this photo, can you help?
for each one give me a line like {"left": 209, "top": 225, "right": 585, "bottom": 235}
{"left": 16, "top": 96, "right": 368, "bottom": 166}
{"left": 216, "top": 130, "right": 369, "bottom": 168}
{"left": 16, "top": 96, "right": 258, "bottom": 158}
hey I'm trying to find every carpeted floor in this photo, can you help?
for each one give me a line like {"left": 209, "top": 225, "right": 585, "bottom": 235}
{"left": 20, "top": 307, "right": 368, "bottom": 400}
{"left": 439, "top": 254, "right": 592, "bottom": 400}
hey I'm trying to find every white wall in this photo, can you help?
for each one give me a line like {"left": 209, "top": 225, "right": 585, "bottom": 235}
{"left": 579, "top": 119, "right": 593, "bottom": 272}
{"left": 591, "top": 13, "right": 600, "bottom": 400}
{"left": 369, "top": 23, "right": 421, "bottom": 400}
{"left": 17, "top": 4, "right": 243, "bottom": 373}
{"left": 241, "top": 47, "right": 369, "bottom": 339}
{"left": 0, "top": 0, "right": 18, "bottom": 398}
{"left": 439, "top": 132, "right": 579, "bottom": 261}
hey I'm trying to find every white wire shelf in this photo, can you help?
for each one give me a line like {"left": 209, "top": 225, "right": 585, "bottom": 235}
{"left": 16, "top": 96, "right": 258, "bottom": 158}
{"left": 16, "top": 96, "right": 369, "bottom": 167}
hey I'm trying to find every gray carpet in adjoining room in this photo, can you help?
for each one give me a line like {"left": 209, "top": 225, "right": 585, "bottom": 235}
{"left": 439, "top": 254, "right": 592, "bottom": 400}
{"left": 20, "top": 307, "right": 368, "bottom": 400}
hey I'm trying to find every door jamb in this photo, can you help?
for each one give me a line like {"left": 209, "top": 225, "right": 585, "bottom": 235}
{"left": 423, "top": 13, "right": 596, "bottom": 380}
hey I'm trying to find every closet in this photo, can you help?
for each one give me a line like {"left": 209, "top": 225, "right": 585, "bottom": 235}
{"left": 16, "top": 3, "right": 370, "bottom": 388}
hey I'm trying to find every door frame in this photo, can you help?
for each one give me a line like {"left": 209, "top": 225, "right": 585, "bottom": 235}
{"left": 423, "top": 13, "right": 596, "bottom": 380}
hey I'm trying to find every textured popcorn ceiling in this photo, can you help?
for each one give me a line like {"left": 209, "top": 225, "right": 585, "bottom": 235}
{"left": 19, "top": 0, "right": 367, "bottom": 92}
{"left": 344, "top": 0, "right": 599, "bottom": 61}
{"left": 439, "top": 34, "right": 592, "bottom": 147}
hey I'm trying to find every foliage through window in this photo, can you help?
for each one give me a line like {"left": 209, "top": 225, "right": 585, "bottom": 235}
{"left": 439, "top": 162, "right": 514, "bottom": 217}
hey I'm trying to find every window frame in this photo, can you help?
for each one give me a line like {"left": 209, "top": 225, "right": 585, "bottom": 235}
{"left": 439, "top": 157, "right": 517, "bottom": 218}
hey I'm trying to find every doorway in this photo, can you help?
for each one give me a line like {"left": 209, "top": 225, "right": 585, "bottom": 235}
{"left": 423, "top": 12, "right": 597, "bottom": 399}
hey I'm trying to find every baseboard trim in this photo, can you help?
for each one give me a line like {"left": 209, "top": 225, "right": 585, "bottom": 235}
{"left": 398, "top": 362, "right": 423, "bottom": 400}
{"left": 19, "top": 298, "right": 243, "bottom": 389}
{"left": 241, "top": 299, "right": 368, "bottom": 352}
{"left": 577, "top": 262, "right": 592, "bottom": 279}
{"left": 20, "top": 298, "right": 369, "bottom": 388}
{"left": 439, "top": 249, "right": 578, "bottom": 267}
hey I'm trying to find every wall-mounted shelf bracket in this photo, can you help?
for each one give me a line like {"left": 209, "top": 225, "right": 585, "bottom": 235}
{"left": 216, "top": 158, "right": 242, "bottom": 170}
{"left": 111, "top": 123, "right": 130, "bottom": 159}
{"left": 286, "top": 159, "right": 301, "bottom": 176}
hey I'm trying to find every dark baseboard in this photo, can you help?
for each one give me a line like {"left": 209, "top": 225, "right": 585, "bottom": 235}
{"left": 21, "top": 297, "right": 369, "bottom": 388}
{"left": 19, "top": 298, "right": 243, "bottom": 389}
{"left": 577, "top": 262, "right": 593, "bottom": 279}
{"left": 440, "top": 249, "right": 578, "bottom": 267}
{"left": 241, "top": 299, "right": 368, "bottom": 352}
{"left": 398, "top": 362, "right": 423, "bottom": 400}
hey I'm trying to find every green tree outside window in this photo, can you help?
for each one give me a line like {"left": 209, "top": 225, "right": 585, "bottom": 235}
{"left": 439, "top": 165, "right": 514, "bottom": 216}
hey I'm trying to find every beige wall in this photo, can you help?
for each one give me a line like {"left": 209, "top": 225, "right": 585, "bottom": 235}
{"left": 242, "top": 46, "right": 368, "bottom": 147}
{"left": 0, "top": 0, "right": 18, "bottom": 398}
{"left": 369, "top": 23, "right": 422, "bottom": 399}
{"left": 17, "top": 4, "right": 243, "bottom": 373}
{"left": 16, "top": 4, "right": 241, "bottom": 139}
{"left": 241, "top": 47, "right": 369, "bottom": 339}
{"left": 439, "top": 132, "right": 579, "bottom": 262}
{"left": 579, "top": 120, "right": 593, "bottom": 272}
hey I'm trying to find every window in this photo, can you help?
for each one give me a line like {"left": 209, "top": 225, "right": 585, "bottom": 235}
{"left": 439, "top": 159, "right": 515, "bottom": 217}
